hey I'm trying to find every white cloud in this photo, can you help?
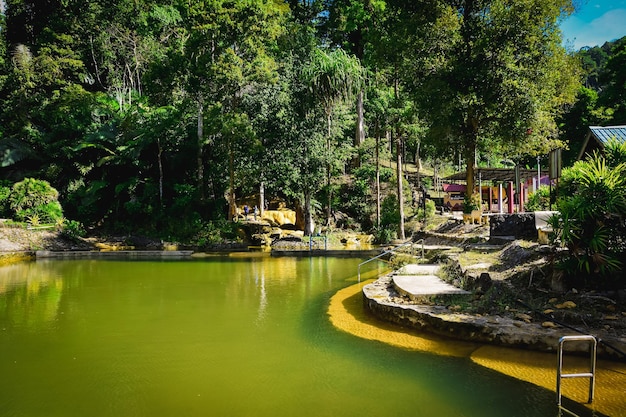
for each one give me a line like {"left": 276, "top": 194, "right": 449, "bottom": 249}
{"left": 564, "top": 9, "right": 626, "bottom": 49}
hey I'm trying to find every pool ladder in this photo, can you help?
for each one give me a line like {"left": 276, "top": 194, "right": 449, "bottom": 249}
{"left": 556, "top": 335, "right": 597, "bottom": 406}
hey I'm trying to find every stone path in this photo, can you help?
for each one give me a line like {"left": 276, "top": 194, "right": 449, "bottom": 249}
{"left": 392, "top": 264, "right": 470, "bottom": 302}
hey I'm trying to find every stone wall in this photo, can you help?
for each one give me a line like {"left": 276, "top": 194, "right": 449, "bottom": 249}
{"left": 361, "top": 276, "right": 626, "bottom": 359}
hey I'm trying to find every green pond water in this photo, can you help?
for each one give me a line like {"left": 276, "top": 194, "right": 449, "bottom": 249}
{"left": 0, "top": 255, "right": 564, "bottom": 416}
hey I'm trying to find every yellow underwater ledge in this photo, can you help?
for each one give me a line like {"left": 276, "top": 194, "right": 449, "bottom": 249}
{"left": 328, "top": 281, "right": 626, "bottom": 416}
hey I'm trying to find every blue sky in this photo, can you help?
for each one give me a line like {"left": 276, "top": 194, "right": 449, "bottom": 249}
{"left": 560, "top": 0, "right": 626, "bottom": 49}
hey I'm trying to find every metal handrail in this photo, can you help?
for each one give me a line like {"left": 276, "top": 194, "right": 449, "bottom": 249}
{"left": 357, "top": 239, "right": 424, "bottom": 282}
{"left": 557, "top": 335, "right": 597, "bottom": 406}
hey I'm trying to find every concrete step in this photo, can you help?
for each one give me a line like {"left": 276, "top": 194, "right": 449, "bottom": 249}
{"left": 392, "top": 274, "right": 470, "bottom": 303}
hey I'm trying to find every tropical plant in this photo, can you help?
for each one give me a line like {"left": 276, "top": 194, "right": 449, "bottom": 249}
{"left": 61, "top": 219, "right": 87, "bottom": 241}
{"left": 302, "top": 47, "right": 365, "bottom": 228}
{"left": 550, "top": 141, "right": 626, "bottom": 287}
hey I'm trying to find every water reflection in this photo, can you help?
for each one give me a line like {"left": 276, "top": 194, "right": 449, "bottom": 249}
{"left": 0, "top": 262, "right": 63, "bottom": 331}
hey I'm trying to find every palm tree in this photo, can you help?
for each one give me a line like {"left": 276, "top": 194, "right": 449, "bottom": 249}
{"left": 303, "top": 48, "right": 365, "bottom": 228}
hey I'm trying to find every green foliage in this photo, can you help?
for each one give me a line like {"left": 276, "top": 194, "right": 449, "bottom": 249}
{"left": 526, "top": 186, "right": 551, "bottom": 212}
{"left": 598, "top": 37, "right": 626, "bottom": 124}
{"left": 192, "top": 220, "right": 242, "bottom": 248}
{"left": 462, "top": 194, "right": 481, "bottom": 214}
{"left": 0, "top": 0, "right": 594, "bottom": 240}
{"left": 374, "top": 193, "right": 400, "bottom": 243}
{"left": 8, "top": 178, "right": 63, "bottom": 223}
{"left": 417, "top": 199, "right": 436, "bottom": 221}
{"left": 373, "top": 226, "right": 396, "bottom": 245}
{"left": 0, "top": 184, "right": 12, "bottom": 218}
{"left": 61, "top": 220, "right": 87, "bottom": 241}
{"left": 550, "top": 141, "right": 626, "bottom": 287}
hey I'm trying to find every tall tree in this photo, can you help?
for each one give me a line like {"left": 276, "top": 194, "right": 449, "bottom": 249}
{"left": 179, "top": 0, "right": 286, "bottom": 217}
{"left": 323, "top": 0, "right": 386, "bottom": 163}
{"left": 598, "top": 37, "right": 626, "bottom": 124}
{"left": 398, "top": 0, "right": 581, "bottom": 199}
{"left": 302, "top": 47, "right": 364, "bottom": 227}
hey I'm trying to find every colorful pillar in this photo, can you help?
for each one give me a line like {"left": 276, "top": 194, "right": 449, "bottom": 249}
{"left": 507, "top": 182, "right": 514, "bottom": 213}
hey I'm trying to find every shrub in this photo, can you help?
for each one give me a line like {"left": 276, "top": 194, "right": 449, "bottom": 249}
{"left": 462, "top": 193, "right": 481, "bottom": 214}
{"left": 61, "top": 220, "right": 87, "bottom": 240}
{"left": 8, "top": 179, "right": 64, "bottom": 223}
{"left": 526, "top": 186, "right": 551, "bottom": 211}
{"left": 373, "top": 226, "right": 396, "bottom": 244}
{"left": 380, "top": 194, "right": 400, "bottom": 228}
{"left": 550, "top": 142, "right": 626, "bottom": 287}
{"left": 417, "top": 199, "right": 436, "bottom": 221}
{"left": 0, "top": 184, "right": 12, "bottom": 218}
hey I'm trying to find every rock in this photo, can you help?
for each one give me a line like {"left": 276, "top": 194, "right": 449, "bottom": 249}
{"left": 262, "top": 209, "right": 296, "bottom": 226}
{"left": 489, "top": 213, "right": 537, "bottom": 240}
{"left": 555, "top": 301, "right": 576, "bottom": 309}
{"left": 465, "top": 272, "right": 492, "bottom": 293}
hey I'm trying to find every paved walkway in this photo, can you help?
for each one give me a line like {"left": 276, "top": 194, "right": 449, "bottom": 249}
{"left": 392, "top": 264, "right": 470, "bottom": 300}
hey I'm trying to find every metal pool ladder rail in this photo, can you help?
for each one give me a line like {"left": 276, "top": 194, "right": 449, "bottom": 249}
{"left": 556, "top": 335, "right": 597, "bottom": 406}
{"left": 357, "top": 240, "right": 423, "bottom": 282}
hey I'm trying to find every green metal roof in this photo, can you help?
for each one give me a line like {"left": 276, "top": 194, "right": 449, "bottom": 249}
{"left": 577, "top": 126, "right": 626, "bottom": 160}
{"left": 589, "top": 126, "right": 626, "bottom": 145}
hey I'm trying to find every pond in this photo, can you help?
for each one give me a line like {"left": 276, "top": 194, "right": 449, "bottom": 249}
{"left": 0, "top": 255, "right": 580, "bottom": 416}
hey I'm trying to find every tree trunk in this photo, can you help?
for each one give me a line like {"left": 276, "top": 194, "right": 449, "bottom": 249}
{"left": 228, "top": 136, "right": 236, "bottom": 220}
{"left": 375, "top": 124, "right": 381, "bottom": 228}
{"left": 396, "top": 135, "right": 405, "bottom": 241}
{"left": 197, "top": 100, "right": 205, "bottom": 202}
{"left": 259, "top": 181, "right": 265, "bottom": 218}
{"left": 304, "top": 190, "right": 314, "bottom": 236}
{"left": 464, "top": 122, "right": 478, "bottom": 200}
{"left": 326, "top": 112, "right": 332, "bottom": 227}
{"left": 353, "top": 89, "right": 365, "bottom": 168}
{"left": 157, "top": 137, "right": 163, "bottom": 208}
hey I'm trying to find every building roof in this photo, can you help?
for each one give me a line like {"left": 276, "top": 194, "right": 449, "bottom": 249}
{"left": 443, "top": 167, "right": 546, "bottom": 183}
{"left": 589, "top": 125, "right": 626, "bottom": 145}
{"left": 442, "top": 183, "right": 466, "bottom": 192}
{"left": 578, "top": 126, "right": 626, "bottom": 160}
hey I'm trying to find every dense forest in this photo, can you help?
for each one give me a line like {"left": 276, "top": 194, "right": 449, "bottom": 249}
{"left": 0, "top": 0, "right": 624, "bottom": 243}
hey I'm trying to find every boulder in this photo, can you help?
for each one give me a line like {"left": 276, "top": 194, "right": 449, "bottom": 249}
{"left": 489, "top": 213, "right": 537, "bottom": 240}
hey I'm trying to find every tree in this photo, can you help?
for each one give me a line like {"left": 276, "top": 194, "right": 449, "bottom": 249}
{"left": 302, "top": 47, "right": 364, "bottom": 227}
{"left": 322, "top": 0, "right": 386, "bottom": 163}
{"left": 401, "top": 0, "right": 580, "bottom": 200}
{"left": 178, "top": 0, "right": 286, "bottom": 217}
{"left": 558, "top": 86, "right": 612, "bottom": 166}
{"left": 598, "top": 37, "right": 626, "bottom": 124}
